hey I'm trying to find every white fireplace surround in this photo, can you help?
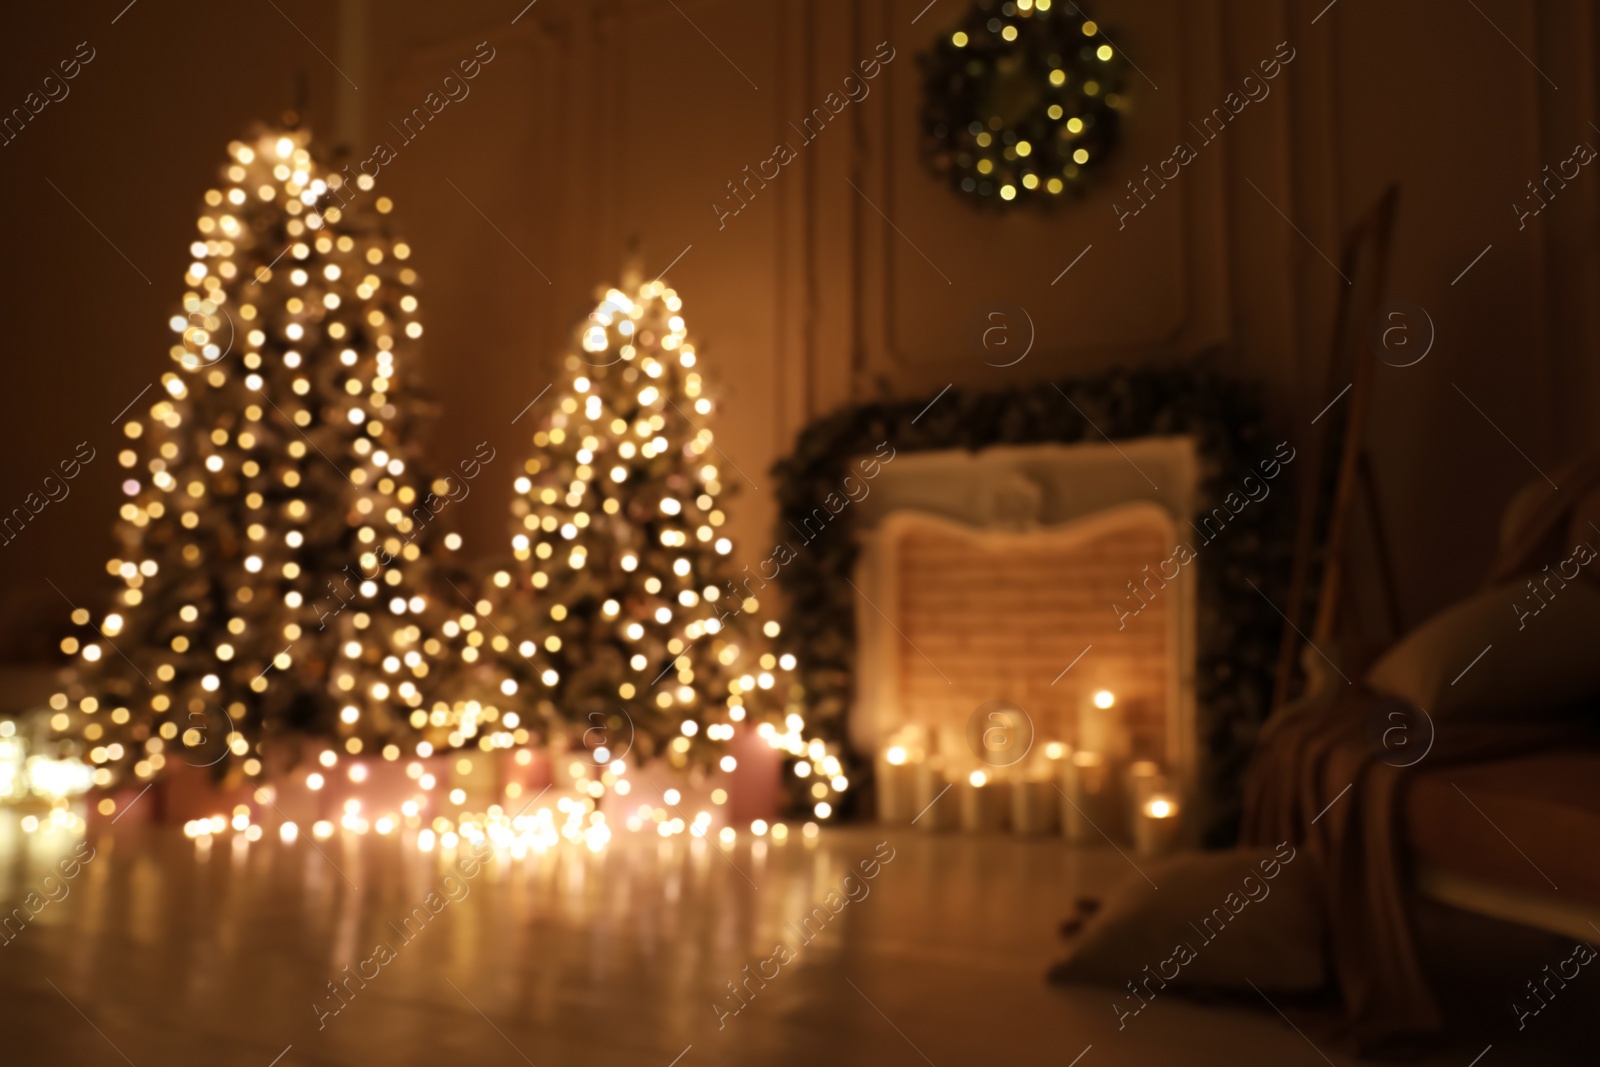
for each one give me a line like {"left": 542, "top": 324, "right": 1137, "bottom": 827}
{"left": 850, "top": 436, "right": 1202, "bottom": 812}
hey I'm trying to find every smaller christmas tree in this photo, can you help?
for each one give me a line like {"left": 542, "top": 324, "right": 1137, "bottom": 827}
{"left": 474, "top": 277, "right": 847, "bottom": 817}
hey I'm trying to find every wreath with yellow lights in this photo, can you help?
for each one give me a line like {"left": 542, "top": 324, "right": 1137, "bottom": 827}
{"left": 919, "top": 0, "right": 1126, "bottom": 206}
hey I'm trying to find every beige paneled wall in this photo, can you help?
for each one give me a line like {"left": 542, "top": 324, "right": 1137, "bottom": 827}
{"left": 360, "top": 0, "right": 1595, "bottom": 626}
{"left": 1, "top": 0, "right": 1595, "bottom": 656}
{"left": 363, "top": 0, "right": 812, "bottom": 569}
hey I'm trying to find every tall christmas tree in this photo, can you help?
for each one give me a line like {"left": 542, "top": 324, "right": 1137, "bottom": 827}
{"left": 476, "top": 277, "right": 846, "bottom": 817}
{"left": 50, "top": 126, "right": 497, "bottom": 790}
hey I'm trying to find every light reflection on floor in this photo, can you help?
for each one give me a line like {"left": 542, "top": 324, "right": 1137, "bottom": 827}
{"left": 0, "top": 815, "right": 1556, "bottom": 1065}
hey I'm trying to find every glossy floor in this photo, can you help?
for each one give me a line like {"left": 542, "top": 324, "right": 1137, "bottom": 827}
{"left": 0, "top": 819, "right": 1583, "bottom": 1065}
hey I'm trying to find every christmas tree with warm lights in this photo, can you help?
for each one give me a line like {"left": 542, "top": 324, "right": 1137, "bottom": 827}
{"left": 49, "top": 126, "right": 506, "bottom": 792}
{"left": 476, "top": 278, "right": 847, "bottom": 816}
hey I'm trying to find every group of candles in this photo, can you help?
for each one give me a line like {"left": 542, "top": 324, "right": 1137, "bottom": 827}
{"left": 875, "top": 690, "right": 1183, "bottom": 857}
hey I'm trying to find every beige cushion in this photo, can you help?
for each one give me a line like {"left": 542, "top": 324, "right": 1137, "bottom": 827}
{"left": 1365, "top": 579, "right": 1600, "bottom": 717}
{"left": 1047, "top": 847, "right": 1324, "bottom": 993}
{"left": 1498, "top": 479, "right": 1549, "bottom": 551}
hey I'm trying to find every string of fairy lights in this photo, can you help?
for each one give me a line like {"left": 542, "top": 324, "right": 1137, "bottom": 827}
{"left": 46, "top": 129, "right": 480, "bottom": 791}
{"left": 16, "top": 128, "right": 848, "bottom": 854}
{"left": 473, "top": 278, "right": 850, "bottom": 824}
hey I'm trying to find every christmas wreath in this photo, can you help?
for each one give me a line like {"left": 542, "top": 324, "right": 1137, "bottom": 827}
{"left": 919, "top": 0, "right": 1125, "bottom": 206}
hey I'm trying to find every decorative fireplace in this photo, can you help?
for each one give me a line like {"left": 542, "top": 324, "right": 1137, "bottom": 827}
{"left": 849, "top": 438, "right": 1201, "bottom": 827}
{"left": 772, "top": 369, "right": 1293, "bottom": 843}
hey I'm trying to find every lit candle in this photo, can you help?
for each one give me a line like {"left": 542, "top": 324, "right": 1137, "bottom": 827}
{"left": 1044, "top": 741, "right": 1072, "bottom": 791}
{"left": 1061, "top": 750, "right": 1111, "bottom": 843}
{"left": 1010, "top": 773, "right": 1059, "bottom": 837}
{"left": 914, "top": 757, "right": 957, "bottom": 832}
{"left": 1126, "top": 759, "right": 1165, "bottom": 824}
{"left": 1134, "top": 794, "right": 1181, "bottom": 857}
{"left": 876, "top": 745, "right": 917, "bottom": 824}
{"left": 1078, "top": 689, "right": 1118, "bottom": 755}
{"left": 959, "top": 769, "right": 1008, "bottom": 833}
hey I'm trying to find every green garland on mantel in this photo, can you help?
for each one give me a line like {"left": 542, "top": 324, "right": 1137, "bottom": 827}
{"left": 771, "top": 365, "right": 1297, "bottom": 845}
